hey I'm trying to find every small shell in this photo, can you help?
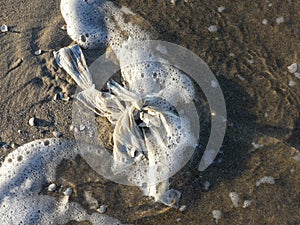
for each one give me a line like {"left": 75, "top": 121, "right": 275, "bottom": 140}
{"left": 48, "top": 183, "right": 57, "bottom": 192}
{"left": 29, "top": 117, "right": 36, "bottom": 126}
{"left": 212, "top": 210, "right": 222, "bottom": 224}
{"left": 229, "top": 192, "right": 239, "bottom": 207}
{"left": 287, "top": 63, "right": 298, "bottom": 74}
{"left": 97, "top": 205, "right": 108, "bottom": 214}
{"left": 179, "top": 205, "right": 187, "bottom": 212}
{"left": 35, "top": 49, "right": 42, "bottom": 56}
{"left": 63, "top": 187, "right": 73, "bottom": 197}
{"left": 208, "top": 25, "right": 218, "bottom": 33}
{"left": 1, "top": 24, "right": 8, "bottom": 32}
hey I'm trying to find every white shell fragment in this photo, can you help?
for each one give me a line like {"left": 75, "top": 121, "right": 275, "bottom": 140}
{"left": 97, "top": 205, "right": 108, "bottom": 214}
{"left": 48, "top": 183, "right": 57, "bottom": 192}
{"left": 208, "top": 25, "right": 218, "bottom": 33}
{"left": 29, "top": 117, "right": 36, "bottom": 126}
{"left": 276, "top": 16, "right": 284, "bottom": 24}
{"left": 256, "top": 176, "right": 275, "bottom": 186}
{"left": 288, "top": 80, "right": 296, "bottom": 87}
{"left": 1, "top": 24, "right": 8, "bottom": 32}
{"left": 287, "top": 63, "right": 298, "bottom": 74}
{"left": 53, "top": 131, "right": 63, "bottom": 138}
{"left": 262, "top": 19, "right": 268, "bottom": 25}
{"left": 217, "top": 6, "right": 225, "bottom": 13}
{"left": 35, "top": 49, "right": 42, "bottom": 56}
{"left": 64, "top": 187, "right": 73, "bottom": 197}
{"left": 294, "top": 72, "right": 300, "bottom": 79}
{"left": 179, "top": 205, "right": 187, "bottom": 212}
{"left": 229, "top": 192, "right": 239, "bottom": 207}
{"left": 212, "top": 210, "right": 222, "bottom": 224}
{"left": 243, "top": 200, "right": 252, "bottom": 208}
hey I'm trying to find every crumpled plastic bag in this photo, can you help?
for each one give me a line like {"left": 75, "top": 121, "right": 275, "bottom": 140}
{"left": 54, "top": 44, "right": 196, "bottom": 206}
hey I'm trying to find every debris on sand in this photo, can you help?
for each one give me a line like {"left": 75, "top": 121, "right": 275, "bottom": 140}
{"left": 1, "top": 24, "right": 8, "bottom": 32}
{"left": 256, "top": 176, "right": 275, "bottom": 186}
{"left": 287, "top": 63, "right": 298, "bottom": 74}
{"left": 212, "top": 210, "right": 222, "bottom": 224}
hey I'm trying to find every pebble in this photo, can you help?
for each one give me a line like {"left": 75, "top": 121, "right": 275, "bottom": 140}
{"left": 256, "top": 176, "right": 275, "bottom": 186}
{"left": 11, "top": 143, "right": 19, "bottom": 149}
{"left": 48, "top": 183, "right": 57, "bottom": 192}
{"left": 288, "top": 80, "right": 296, "bottom": 87}
{"left": 242, "top": 200, "right": 252, "bottom": 208}
{"left": 208, "top": 25, "right": 218, "bottom": 33}
{"left": 63, "top": 187, "right": 73, "bottom": 197}
{"left": 97, "top": 205, "right": 108, "bottom": 214}
{"left": 179, "top": 205, "right": 187, "bottom": 212}
{"left": 79, "top": 124, "right": 86, "bottom": 131}
{"left": 276, "top": 16, "right": 284, "bottom": 24}
{"left": 287, "top": 63, "right": 298, "bottom": 73}
{"left": 61, "top": 24, "right": 67, "bottom": 30}
{"left": 217, "top": 6, "right": 225, "bottom": 13}
{"left": 17, "top": 130, "right": 22, "bottom": 134}
{"left": 212, "top": 210, "right": 222, "bottom": 224}
{"left": 203, "top": 181, "right": 211, "bottom": 190}
{"left": 170, "top": 0, "right": 176, "bottom": 4}
{"left": 29, "top": 117, "right": 36, "bottom": 126}
{"left": 34, "top": 49, "right": 42, "bottom": 56}
{"left": 229, "top": 192, "right": 239, "bottom": 207}
{"left": 53, "top": 131, "right": 63, "bottom": 138}
{"left": 294, "top": 72, "right": 300, "bottom": 79}
{"left": 1, "top": 24, "right": 8, "bottom": 32}
{"left": 262, "top": 19, "right": 268, "bottom": 25}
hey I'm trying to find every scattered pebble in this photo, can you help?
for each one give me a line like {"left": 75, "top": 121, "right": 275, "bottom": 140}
{"left": 268, "top": 3, "right": 272, "bottom": 7}
{"left": 288, "top": 80, "right": 296, "bottom": 87}
{"left": 69, "top": 125, "right": 74, "bottom": 131}
{"left": 63, "top": 187, "right": 73, "bottom": 197}
{"left": 17, "top": 129, "right": 22, "bottom": 134}
{"left": 61, "top": 24, "right": 67, "bottom": 30}
{"left": 203, "top": 181, "right": 211, "bottom": 190}
{"left": 212, "top": 210, "right": 222, "bottom": 224}
{"left": 243, "top": 200, "right": 252, "bottom": 208}
{"left": 287, "top": 63, "right": 298, "bottom": 74}
{"left": 34, "top": 49, "right": 42, "bottom": 56}
{"left": 248, "top": 59, "right": 255, "bottom": 64}
{"left": 262, "top": 19, "right": 268, "bottom": 25}
{"left": 229, "top": 53, "right": 235, "bottom": 57}
{"left": 97, "top": 205, "right": 108, "bottom": 214}
{"left": 79, "top": 124, "right": 86, "bottom": 131}
{"left": 11, "top": 143, "right": 19, "bottom": 149}
{"left": 176, "top": 218, "right": 181, "bottom": 222}
{"left": 217, "top": 6, "right": 225, "bottom": 13}
{"left": 1, "top": 24, "right": 8, "bottom": 32}
{"left": 237, "top": 74, "right": 246, "bottom": 81}
{"left": 256, "top": 176, "right": 275, "bottom": 186}
{"left": 29, "top": 117, "right": 36, "bottom": 126}
{"left": 264, "top": 112, "right": 268, "bottom": 117}
{"left": 294, "top": 72, "right": 300, "bottom": 79}
{"left": 48, "top": 183, "right": 57, "bottom": 192}
{"left": 229, "top": 192, "right": 239, "bottom": 207}
{"left": 53, "top": 131, "right": 63, "bottom": 138}
{"left": 170, "top": 0, "right": 176, "bottom": 4}
{"left": 276, "top": 16, "right": 284, "bottom": 24}
{"left": 208, "top": 25, "right": 218, "bottom": 33}
{"left": 179, "top": 205, "right": 187, "bottom": 212}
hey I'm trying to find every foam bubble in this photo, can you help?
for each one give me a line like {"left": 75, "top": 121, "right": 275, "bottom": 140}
{"left": 0, "top": 139, "right": 123, "bottom": 225}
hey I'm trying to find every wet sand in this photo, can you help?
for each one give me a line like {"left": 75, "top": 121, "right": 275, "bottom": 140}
{"left": 0, "top": 0, "right": 299, "bottom": 224}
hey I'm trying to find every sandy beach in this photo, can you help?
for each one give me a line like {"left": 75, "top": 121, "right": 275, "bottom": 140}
{"left": 0, "top": 0, "right": 299, "bottom": 224}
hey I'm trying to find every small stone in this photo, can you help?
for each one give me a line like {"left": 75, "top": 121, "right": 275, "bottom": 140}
{"left": 212, "top": 210, "right": 222, "bottom": 224}
{"left": 11, "top": 143, "right": 19, "bottom": 149}
{"left": 289, "top": 80, "right": 296, "bottom": 87}
{"left": 34, "top": 49, "right": 42, "bottom": 56}
{"left": 29, "top": 117, "right": 36, "bottom": 126}
{"left": 242, "top": 200, "right": 252, "bottom": 208}
{"left": 256, "top": 176, "right": 275, "bottom": 186}
{"left": 229, "top": 192, "right": 239, "bottom": 207}
{"left": 294, "top": 72, "right": 300, "bottom": 79}
{"left": 48, "top": 183, "right": 57, "bottom": 192}
{"left": 97, "top": 205, "right": 107, "bottom": 214}
{"left": 170, "top": 0, "right": 176, "bottom": 4}
{"left": 61, "top": 24, "right": 67, "bottom": 30}
{"left": 179, "top": 205, "right": 187, "bottom": 212}
{"left": 69, "top": 125, "right": 74, "bottom": 131}
{"left": 53, "top": 131, "right": 63, "bottom": 138}
{"left": 217, "top": 6, "right": 225, "bottom": 13}
{"left": 63, "top": 187, "right": 73, "bottom": 197}
{"left": 208, "top": 25, "right": 218, "bottom": 33}
{"left": 1, "top": 24, "right": 8, "bottom": 32}
{"left": 276, "top": 16, "right": 284, "bottom": 24}
{"left": 288, "top": 63, "right": 298, "bottom": 73}
{"left": 79, "top": 124, "right": 86, "bottom": 131}
{"left": 262, "top": 19, "right": 268, "bottom": 25}
{"left": 203, "top": 181, "right": 211, "bottom": 190}
{"left": 17, "top": 130, "right": 22, "bottom": 134}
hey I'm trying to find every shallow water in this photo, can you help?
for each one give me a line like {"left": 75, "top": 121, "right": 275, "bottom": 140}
{"left": 0, "top": 0, "right": 300, "bottom": 224}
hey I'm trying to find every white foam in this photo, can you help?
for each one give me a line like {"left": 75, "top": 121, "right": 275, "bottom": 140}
{"left": 0, "top": 139, "right": 123, "bottom": 225}
{"left": 60, "top": 0, "right": 151, "bottom": 49}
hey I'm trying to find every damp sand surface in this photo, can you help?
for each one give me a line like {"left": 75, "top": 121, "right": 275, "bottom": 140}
{"left": 0, "top": 0, "right": 300, "bottom": 224}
